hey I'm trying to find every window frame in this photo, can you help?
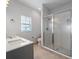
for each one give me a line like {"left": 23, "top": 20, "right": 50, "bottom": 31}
{"left": 21, "top": 16, "right": 32, "bottom": 32}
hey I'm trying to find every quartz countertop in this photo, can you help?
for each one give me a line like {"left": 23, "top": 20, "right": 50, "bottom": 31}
{"left": 6, "top": 36, "right": 33, "bottom": 52}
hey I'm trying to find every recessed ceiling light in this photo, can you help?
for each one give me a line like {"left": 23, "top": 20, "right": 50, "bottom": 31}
{"left": 38, "top": 8, "right": 41, "bottom": 11}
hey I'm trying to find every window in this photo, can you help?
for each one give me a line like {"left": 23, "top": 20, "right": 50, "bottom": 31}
{"left": 21, "top": 16, "right": 32, "bottom": 32}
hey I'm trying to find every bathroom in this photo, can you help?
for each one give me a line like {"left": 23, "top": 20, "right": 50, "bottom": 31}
{"left": 6, "top": 0, "right": 72, "bottom": 59}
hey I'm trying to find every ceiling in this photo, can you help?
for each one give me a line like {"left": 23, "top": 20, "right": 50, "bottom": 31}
{"left": 17, "top": 0, "right": 72, "bottom": 11}
{"left": 45, "top": 0, "right": 72, "bottom": 11}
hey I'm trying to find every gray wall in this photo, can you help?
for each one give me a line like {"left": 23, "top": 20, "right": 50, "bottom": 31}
{"left": 6, "top": 0, "right": 41, "bottom": 41}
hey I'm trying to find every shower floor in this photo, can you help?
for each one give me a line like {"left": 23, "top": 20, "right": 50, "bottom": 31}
{"left": 55, "top": 47, "right": 72, "bottom": 57}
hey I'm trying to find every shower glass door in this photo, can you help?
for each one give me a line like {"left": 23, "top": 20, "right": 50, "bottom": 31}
{"left": 43, "top": 16, "right": 54, "bottom": 50}
{"left": 43, "top": 10, "right": 72, "bottom": 57}
{"left": 53, "top": 11, "right": 72, "bottom": 56}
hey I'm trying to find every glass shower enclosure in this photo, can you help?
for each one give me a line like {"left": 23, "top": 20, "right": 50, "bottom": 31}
{"left": 43, "top": 10, "right": 72, "bottom": 57}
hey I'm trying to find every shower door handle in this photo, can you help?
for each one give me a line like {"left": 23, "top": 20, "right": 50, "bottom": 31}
{"left": 52, "top": 33, "right": 54, "bottom": 45}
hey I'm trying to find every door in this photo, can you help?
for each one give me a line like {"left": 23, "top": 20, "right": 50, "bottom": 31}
{"left": 43, "top": 16, "right": 54, "bottom": 49}
{"left": 53, "top": 10, "right": 72, "bottom": 56}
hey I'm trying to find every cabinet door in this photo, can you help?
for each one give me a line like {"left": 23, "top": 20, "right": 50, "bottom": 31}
{"left": 6, "top": 44, "right": 33, "bottom": 59}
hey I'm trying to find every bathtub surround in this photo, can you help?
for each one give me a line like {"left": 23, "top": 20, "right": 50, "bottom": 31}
{"left": 6, "top": 0, "right": 41, "bottom": 41}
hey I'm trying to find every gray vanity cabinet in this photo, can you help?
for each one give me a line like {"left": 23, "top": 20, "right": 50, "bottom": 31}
{"left": 6, "top": 44, "right": 33, "bottom": 59}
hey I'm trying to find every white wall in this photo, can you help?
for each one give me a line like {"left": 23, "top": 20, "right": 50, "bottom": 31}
{"left": 6, "top": 0, "right": 41, "bottom": 41}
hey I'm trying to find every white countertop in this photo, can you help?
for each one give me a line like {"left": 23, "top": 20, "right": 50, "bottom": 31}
{"left": 6, "top": 36, "right": 33, "bottom": 52}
